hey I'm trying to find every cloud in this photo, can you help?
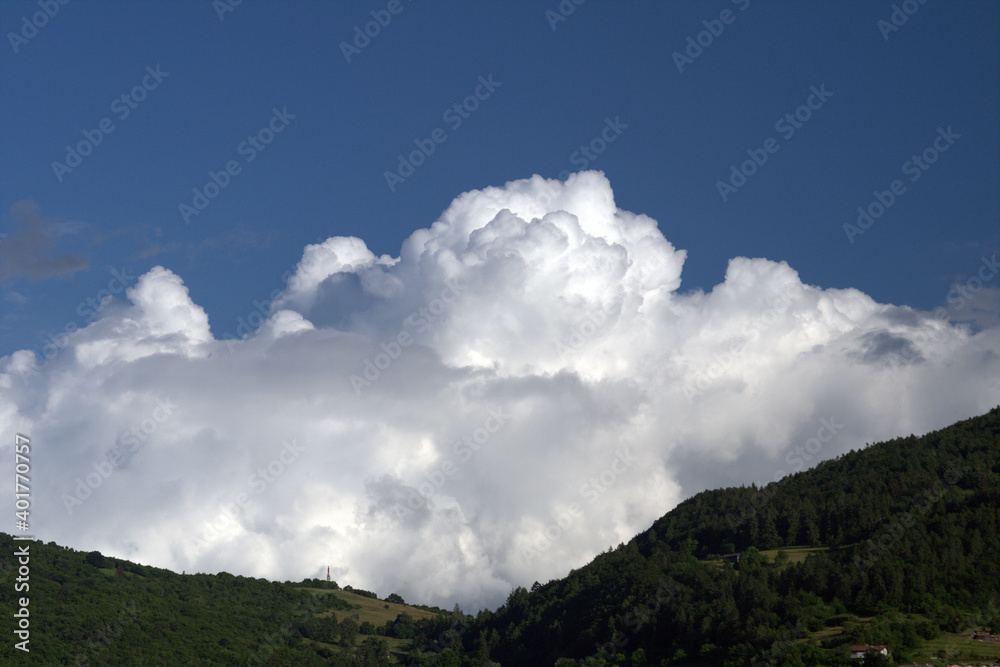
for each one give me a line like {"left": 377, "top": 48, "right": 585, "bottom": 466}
{"left": 0, "top": 200, "right": 88, "bottom": 284}
{"left": 848, "top": 330, "right": 924, "bottom": 366}
{"left": 1, "top": 172, "right": 998, "bottom": 611}
{"left": 944, "top": 285, "right": 1000, "bottom": 332}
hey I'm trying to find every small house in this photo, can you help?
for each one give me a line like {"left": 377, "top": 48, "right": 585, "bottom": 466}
{"left": 849, "top": 645, "right": 889, "bottom": 660}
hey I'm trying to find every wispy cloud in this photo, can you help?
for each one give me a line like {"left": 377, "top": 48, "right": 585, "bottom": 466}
{"left": 0, "top": 200, "right": 88, "bottom": 284}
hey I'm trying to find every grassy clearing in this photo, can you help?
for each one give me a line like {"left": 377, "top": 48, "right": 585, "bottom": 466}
{"left": 382, "top": 635, "right": 416, "bottom": 661}
{"left": 759, "top": 546, "right": 830, "bottom": 564}
{"left": 809, "top": 627, "right": 843, "bottom": 642}
{"left": 292, "top": 586, "right": 438, "bottom": 661}
{"left": 909, "top": 633, "right": 1000, "bottom": 663}
{"left": 297, "top": 588, "right": 442, "bottom": 626}
{"left": 805, "top": 615, "right": 873, "bottom": 645}
{"left": 297, "top": 590, "right": 446, "bottom": 661}
{"left": 97, "top": 567, "right": 143, "bottom": 578}
{"left": 704, "top": 545, "right": 832, "bottom": 569}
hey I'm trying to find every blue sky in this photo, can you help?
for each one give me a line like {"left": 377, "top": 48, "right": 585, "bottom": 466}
{"left": 2, "top": 1, "right": 999, "bottom": 606}
{"left": 3, "top": 0, "right": 997, "bottom": 355}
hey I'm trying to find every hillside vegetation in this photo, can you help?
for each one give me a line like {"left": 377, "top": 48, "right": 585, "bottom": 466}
{"left": 0, "top": 540, "right": 453, "bottom": 665}
{"left": 453, "top": 406, "right": 1000, "bottom": 666}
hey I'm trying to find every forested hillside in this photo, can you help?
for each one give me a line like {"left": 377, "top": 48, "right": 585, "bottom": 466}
{"left": 0, "top": 537, "right": 452, "bottom": 665}
{"left": 449, "top": 405, "right": 1000, "bottom": 666}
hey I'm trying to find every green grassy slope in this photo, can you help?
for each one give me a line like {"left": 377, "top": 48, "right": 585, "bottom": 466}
{"left": 0, "top": 540, "right": 448, "bottom": 665}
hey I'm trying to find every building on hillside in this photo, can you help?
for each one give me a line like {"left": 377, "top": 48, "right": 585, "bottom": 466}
{"left": 972, "top": 630, "right": 999, "bottom": 642}
{"left": 721, "top": 552, "right": 740, "bottom": 564}
{"left": 849, "top": 644, "right": 890, "bottom": 660}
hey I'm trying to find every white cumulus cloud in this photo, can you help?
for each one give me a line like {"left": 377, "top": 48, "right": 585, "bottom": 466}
{"left": 2, "top": 171, "right": 998, "bottom": 610}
